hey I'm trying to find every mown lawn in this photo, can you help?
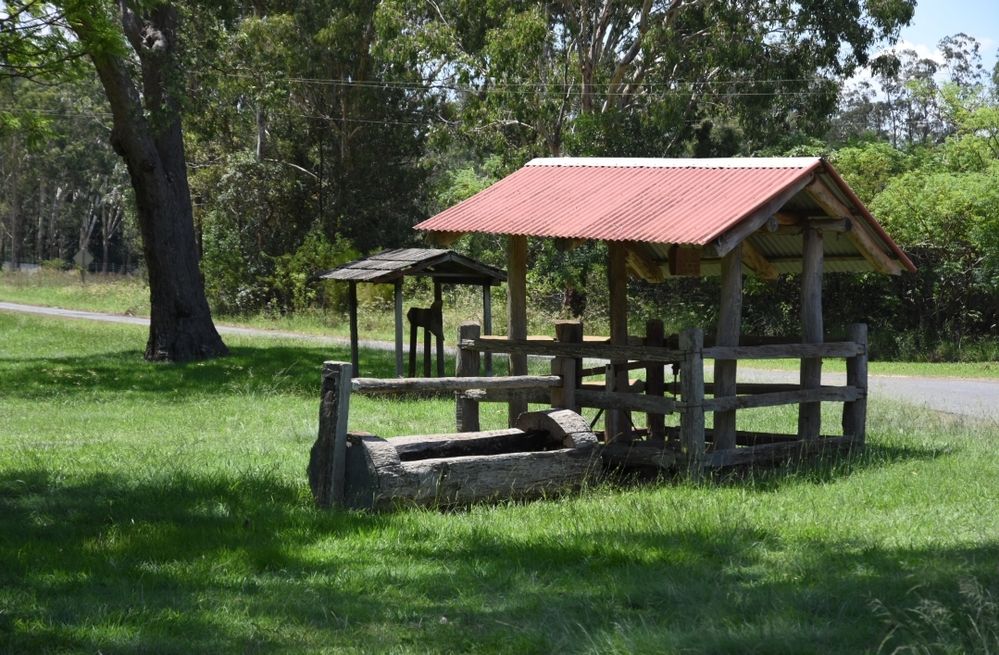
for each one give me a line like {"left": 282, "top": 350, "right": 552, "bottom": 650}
{"left": 1, "top": 312, "right": 999, "bottom": 653}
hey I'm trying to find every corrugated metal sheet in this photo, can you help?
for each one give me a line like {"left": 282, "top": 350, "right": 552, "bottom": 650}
{"left": 320, "top": 248, "right": 506, "bottom": 284}
{"left": 415, "top": 158, "right": 821, "bottom": 246}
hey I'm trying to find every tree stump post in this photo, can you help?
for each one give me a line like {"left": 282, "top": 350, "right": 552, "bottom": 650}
{"left": 645, "top": 319, "right": 666, "bottom": 442}
{"left": 679, "top": 328, "right": 705, "bottom": 479}
{"left": 307, "top": 361, "right": 353, "bottom": 508}
{"left": 456, "top": 322, "right": 481, "bottom": 431}
{"left": 551, "top": 321, "right": 582, "bottom": 413}
{"left": 842, "top": 323, "right": 868, "bottom": 445}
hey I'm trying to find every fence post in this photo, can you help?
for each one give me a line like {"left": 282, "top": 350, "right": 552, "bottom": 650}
{"left": 455, "top": 322, "right": 481, "bottom": 431}
{"left": 645, "top": 319, "right": 666, "bottom": 442}
{"left": 307, "top": 361, "right": 352, "bottom": 508}
{"left": 679, "top": 328, "right": 705, "bottom": 479}
{"left": 842, "top": 323, "right": 868, "bottom": 445}
{"left": 551, "top": 321, "right": 582, "bottom": 413}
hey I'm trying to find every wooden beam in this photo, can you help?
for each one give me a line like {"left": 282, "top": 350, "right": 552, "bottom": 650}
{"left": 645, "top": 320, "right": 666, "bottom": 441}
{"left": 433, "top": 281, "right": 444, "bottom": 377}
{"left": 481, "top": 284, "right": 493, "bottom": 376}
{"left": 679, "top": 328, "right": 705, "bottom": 478}
{"left": 713, "top": 173, "right": 815, "bottom": 256}
{"left": 741, "top": 239, "right": 778, "bottom": 281}
{"left": 799, "top": 227, "right": 823, "bottom": 440}
{"left": 714, "top": 243, "right": 742, "bottom": 451}
{"left": 507, "top": 235, "right": 529, "bottom": 426}
{"left": 842, "top": 323, "right": 868, "bottom": 445}
{"left": 353, "top": 374, "right": 561, "bottom": 394}
{"left": 393, "top": 280, "right": 403, "bottom": 377}
{"left": 606, "top": 241, "right": 630, "bottom": 442}
{"left": 805, "top": 180, "right": 901, "bottom": 274}
{"left": 624, "top": 243, "right": 667, "bottom": 283}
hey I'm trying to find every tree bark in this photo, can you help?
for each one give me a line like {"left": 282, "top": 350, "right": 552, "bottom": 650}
{"left": 70, "top": 2, "right": 227, "bottom": 361}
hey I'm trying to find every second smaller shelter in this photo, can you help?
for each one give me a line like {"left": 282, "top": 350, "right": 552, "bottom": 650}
{"left": 320, "top": 248, "right": 506, "bottom": 377}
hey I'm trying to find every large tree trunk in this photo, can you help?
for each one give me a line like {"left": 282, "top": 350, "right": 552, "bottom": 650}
{"left": 70, "top": 2, "right": 227, "bottom": 362}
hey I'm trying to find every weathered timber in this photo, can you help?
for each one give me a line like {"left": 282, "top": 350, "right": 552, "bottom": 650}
{"left": 712, "top": 172, "right": 815, "bottom": 256}
{"left": 353, "top": 375, "right": 561, "bottom": 394}
{"left": 552, "top": 321, "right": 582, "bottom": 412}
{"left": 645, "top": 320, "right": 666, "bottom": 441}
{"left": 704, "top": 385, "right": 861, "bottom": 413}
{"left": 391, "top": 428, "right": 557, "bottom": 460}
{"left": 602, "top": 440, "right": 679, "bottom": 469}
{"left": 464, "top": 338, "right": 686, "bottom": 363}
{"left": 457, "top": 388, "right": 552, "bottom": 405}
{"left": 842, "top": 323, "right": 868, "bottom": 445}
{"left": 393, "top": 280, "right": 403, "bottom": 377}
{"left": 679, "top": 328, "right": 706, "bottom": 477}
{"left": 576, "top": 389, "right": 676, "bottom": 415}
{"left": 607, "top": 241, "right": 630, "bottom": 442}
{"left": 307, "top": 361, "right": 353, "bottom": 508}
{"left": 337, "top": 409, "right": 600, "bottom": 510}
{"left": 482, "top": 284, "right": 493, "bottom": 376}
{"left": 348, "top": 283, "right": 360, "bottom": 375}
{"left": 714, "top": 243, "right": 742, "bottom": 451}
{"left": 704, "top": 342, "right": 862, "bottom": 360}
{"left": 799, "top": 226, "right": 824, "bottom": 440}
{"left": 704, "top": 435, "right": 855, "bottom": 469}
{"left": 434, "top": 282, "right": 445, "bottom": 377}
{"left": 456, "top": 323, "right": 481, "bottom": 431}
{"left": 508, "top": 235, "right": 529, "bottom": 425}
{"left": 741, "top": 239, "right": 779, "bottom": 280}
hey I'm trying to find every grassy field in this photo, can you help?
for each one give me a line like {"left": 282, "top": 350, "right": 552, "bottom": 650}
{"left": 2, "top": 311, "right": 999, "bottom": 653}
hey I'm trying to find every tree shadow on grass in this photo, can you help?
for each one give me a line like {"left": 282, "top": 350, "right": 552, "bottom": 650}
{"left": 2, "top": 466, "right": 997, "bottom": 654}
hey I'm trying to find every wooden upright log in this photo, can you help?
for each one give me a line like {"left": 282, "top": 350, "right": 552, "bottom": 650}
{"left": 679, "top": 328, "right": 705, "bottom": 478}
{"left": 307, "top": 361, "right": 353, "bottom": 508}
{"left": 713, "top": 243, "right": 742, "bottom": 451}
{"left": 508, "top": 235, "right": 529, "bottom": 426}
{"left": 552, "top": 321, "right": 582, "bottom": 413}
{"left": 645, "top": 319, "right": 666, "bottom": 442}
{"left": 348, "top": 282, "right": 360, "bottom": 376}
{"left": 482, "top": 284, "right": 494, "bottom": 376}
{"left": 456, "top": 323, "right": 482, "bottom": 431}
{"left": 606, "top": 241, "right": 631, "bottom": 442}
{"left": 394, "top": 279, "right": 404, "bottom": 377}
{"left": 434, "top": 281, "right": 445, "bottom": 377}
{"left": 799, "top": 227, "right": 824, "bottom": 440}
{"left": 842, "top": 323, "right": 868, "bottom": 445}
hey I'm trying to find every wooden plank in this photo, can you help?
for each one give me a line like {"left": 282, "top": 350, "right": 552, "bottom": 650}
{"left": 577, "top": 389, "right": 677, "bottom": 414}
{"left": 704, "top": 385, "right": 861, "bottom": 413}
{"left": 714, "top": 243, "right": 742, "bottom": 451}
{"left": 349, "top": 282, "right": 360, "bottom": 376}
{"left": 679, "top": 328, "right": 705, "bottom": 478}
{"left": 354, "top": 374, "right": 561, "bottom": 394}
{"left": 606, "top": 241, "right": 630, "bottom": 443}
{"left": 704, "top": 342, "right": 862, "bottom": 360}
{"left": 508, "top": 235, "right": 529, "bottom": 425}
{"left": 799, "top": 226, "right": 824, "bottom": 440}
{"left": 713, "top": 172, "right": 816, "bottom": 256}
{"left": 307, "top": 361, "right": 353, "bottom": 508}
{"left": 457, "top": 388, "right": 552, "bottom": 405}
{"left": 391, "top": 428, "right": 557, "bottom": 460}
{"left": 705, "top": 435, "right": 855, "bottom": 469}
{"left": 842, "top": 323, "right": 868, "bottom": 444}
{"left": 645, "top": 320, "right": 666, "bottom": 441}
{"left": 482, "top": 284, "right": 493, "bottom": 376}
{"left": 741, "top": 239, "right": 778, "bottom": 281}
{"left": 455, "top": 323, "right": 481, "bottom": 431}
{"left": 464, "top": 338, "right": 686, "bottom": 363}
{"left": 805, "top": 179, "right": 902, "bottom": 274}
{"left": 393, "top": 280, "right": 403, "bottom": 377}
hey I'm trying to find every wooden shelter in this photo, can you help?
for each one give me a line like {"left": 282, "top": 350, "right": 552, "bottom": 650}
{"left": 410, "top": 157, "right": 914, "bottom": 459}
{"left": 320, "top": 248, "right": 506, "bottom": 377}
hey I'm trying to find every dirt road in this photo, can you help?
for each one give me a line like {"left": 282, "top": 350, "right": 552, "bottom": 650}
{"left": 3, "top": 300, "right": 996, "bottom": 420}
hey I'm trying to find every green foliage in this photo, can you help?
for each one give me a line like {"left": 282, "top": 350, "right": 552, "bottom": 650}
{"left": 267, "top": 228, "right": 358, "bottom": 314}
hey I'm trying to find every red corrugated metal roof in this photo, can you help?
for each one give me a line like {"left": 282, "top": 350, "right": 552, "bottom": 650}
{"left": 415, "top": 157, "right": 822, "bottom": 245}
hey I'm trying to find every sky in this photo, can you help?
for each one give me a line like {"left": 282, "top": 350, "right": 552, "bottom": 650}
{"left": 894, "top": 0, "right": 999, "bottom": 73}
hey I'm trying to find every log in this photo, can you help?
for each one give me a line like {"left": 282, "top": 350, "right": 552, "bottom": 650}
{"left": 307, "top": 361, "right": 353, "bottom": 508}
{"left": 551, "top": 321, "right": 582, "bottom": 412}
{"left": 704, "top": 342, "right": 862, "bottom": 360}
{"left": 391, "top": 428, "right": 557, "bottom": 460}
{"left": 645, "top": 320, "right": 666, "bottom": 441}
{"left": 463, "top": 338, "right": 686, "bottom": 364}
{"left": 455, "top": 323, "right": 481, "bottom": 431}
{"left": 508, "top": 235, "right": 529, "bottom": 425}
{"left": 679, "top": 328, "right": 706, "bottom": 477}
{"left": 714, "top": 243, "right": 742, "bottom": 451}
{"left": 704, "top": 435, "right": 855, "bottom": 469}
{"left": 607, "top": 241, "right": 631, "bottom": 442}
{"left": 602, "top": 440, "right": 679, "bottom": 469}
{"left": 576, "top": 389, "right": 677, "bottom": 414}
{"left": 799, "top": 226, "right": 824, "bottom": 440}
{"left": 842, "top": 323, "right": 868, "bottom": 444}
{"left": 352, "top": 375, "right": 561, "bottom": 394}
{"left": 457, "top": 388, "right": 552, "bottom": 405}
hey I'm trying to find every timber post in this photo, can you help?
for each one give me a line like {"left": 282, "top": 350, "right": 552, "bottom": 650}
{"left": 679, "top": 328, "right": 705, "bottom": 478}
{"left": 606, "top": 241, "right": 630, "bottom": 442}
{"left": 393, "top": 279, "right": 404, "bottom": 377}
{"left": 348, "top": 282, "right": 360, "bottom": 376}
{"left": 552, "top": 321, "right": 582, "bottom": 413}
{"left": 307, "top": 361, "right": 353, "bottom": 508}
{"left": 713, "top": 243, "right": 742, "bottom": 450}
{"left": 842, "top": 323, "right": 868, "bottom": 445}
{"left": 482, "top": 284, "right": 493, "bottom": 376}
{"left": 456, "top": 322, "right": 482, "bottom": 432}
{"left": 799, "top": 226, "right": 824, "bottom": 439}
{"left": 507, "top": 235, "right": 529, "bottom": 426}
{"left": 645, "top": 319, "right": 666, "bottom": 442}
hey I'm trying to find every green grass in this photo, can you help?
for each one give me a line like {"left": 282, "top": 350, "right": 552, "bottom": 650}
{"left": 2, "top": 312, "right": 999, "bottom": 653}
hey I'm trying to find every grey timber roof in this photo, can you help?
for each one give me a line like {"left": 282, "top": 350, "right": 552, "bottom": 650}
{"left": 319, "top": 248, "right": 506, "bottom": 285}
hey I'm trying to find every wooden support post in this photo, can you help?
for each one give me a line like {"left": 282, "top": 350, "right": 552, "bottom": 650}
{"left": 507, "top": 235, "right": 529, "bottom": 426}
{"left": 307, "top": 361, "right": 352, "bottom": 508}
{"left": 482, "top": 284, "right": 493, "bottom": 376}
{"left": 713, "top": 243, "right": 742, "bottom": 451}
{"left": 799, "top": 227, "right": 824, "bottom": 440}
{"left": 645, "top": 319, "right": 666, "bottom": 442}
{"left": 456, "top": 323, "right": 481, "bottom": 432}
{"left": 552, "top": 321, "right": 582, "bottom": 413}
{"left": 842, "top": 323, "right": 868, "bottom": 445}
{"left": 679, "top": 328, "right": 705, "bottom": 478}
{"left": 394, "top": 279, "right": 404, "bottom": 378}
{"left": 434, "top": 281, "right": 445, "bottom": 377}
{"left": 408, "top": 316, "right": 418, "bottom": 377}
{"left": 606, "top": 241, "right": 630, "bottom": 442}
{"left": 348, "top": 282, "right": 360, "bottom": 377}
